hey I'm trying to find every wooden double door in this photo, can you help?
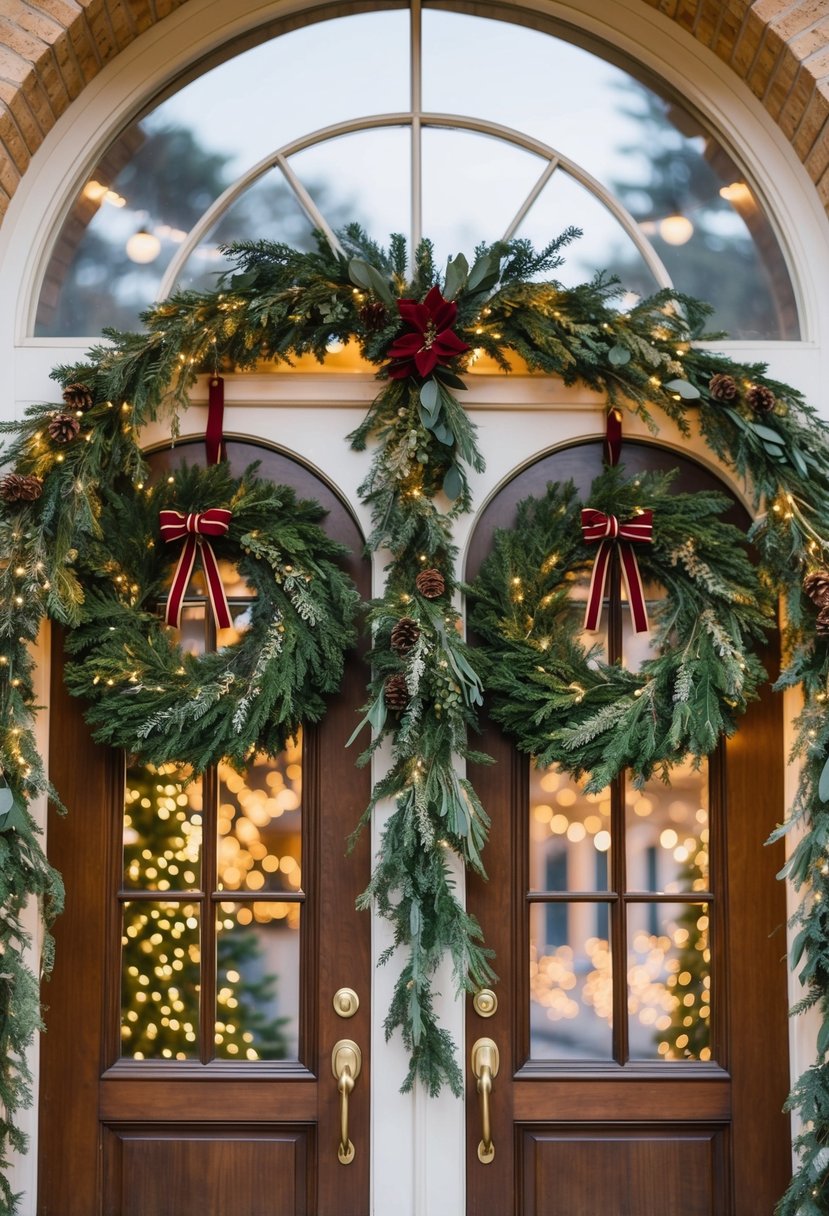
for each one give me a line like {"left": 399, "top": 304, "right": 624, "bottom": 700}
{"left": 39, "top": 441, "right": 371, "bottom": 1216}
{"left": 465, "top": 440, "right": 792, "bottom": 1216}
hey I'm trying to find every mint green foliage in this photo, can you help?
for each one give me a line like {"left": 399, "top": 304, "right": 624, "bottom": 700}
{"left": 3, "top": 227, "right": 829, "bottom": 1202}
{"left": 468, "top": 468, "right": 772, "bottom": 790}
{"left": 63, "top": 462, "right": 359, "bottom": 772}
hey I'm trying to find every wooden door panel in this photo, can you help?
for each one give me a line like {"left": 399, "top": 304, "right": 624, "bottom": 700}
{"left": 103, "top": 1125, "right": 310, "bottom": 1216}
{"left": 520, "top": 1126, "right": 728, "bottom": 1216}
{"left": 40, "top": 441, "right": 371, "bottom": 1216}
{"left": 465, "top": 441, "right": 791, "bottom": 1216}
{"left": 511, "top": 1078, "right": 731, "bottom": 1122}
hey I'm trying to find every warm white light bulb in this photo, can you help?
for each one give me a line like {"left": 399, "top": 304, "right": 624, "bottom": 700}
{"left": 658, "top": 214, "right": 694, "bottom": 246}
{"left": 126, "top": 228, "right": 161, "bottom": 264}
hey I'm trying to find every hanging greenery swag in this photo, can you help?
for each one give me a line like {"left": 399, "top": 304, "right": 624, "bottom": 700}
{"left": 2, "top": 224, "right": 829, "bottom": 1213}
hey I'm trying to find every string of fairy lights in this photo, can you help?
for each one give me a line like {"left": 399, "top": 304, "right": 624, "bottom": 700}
{"left": 528, "top": 760, "right": 712, "bottom": 1061}
{"left": 120, "top": 738, "right": 303, "bottom": 1062}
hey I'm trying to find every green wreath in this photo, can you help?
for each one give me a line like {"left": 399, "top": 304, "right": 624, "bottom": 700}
{"left": 63, "top": 462, "right": 360, "bottom": 771}
{"left": 469, "top": 464, "right": 773, "bottom": 789}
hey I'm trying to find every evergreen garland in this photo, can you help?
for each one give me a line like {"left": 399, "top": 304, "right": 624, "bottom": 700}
{"left": 1, "top": 224, "right": 829, "bottom": 1209}
{"left": 468, "top": 466, "right": 772, "bottom": 789}
{"left": 63, "top": 462, "right": 359, "bottom": 771}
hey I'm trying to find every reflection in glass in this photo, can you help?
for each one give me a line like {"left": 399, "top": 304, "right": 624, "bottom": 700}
{"left": 218, "top": 741, "right": 303, "bottom": 896}
{"left": 123, "top": 761, "right": 202, "bottom": 890}
{"left": 167, "top": 559, "right": 255, "bottom": 655}
{"left": 35, "top": 11, "right": 408, "bottom": 335}
{"left": 176, "top": 168, "right": 317, "bottom": 294}
{"left": 422, "top": 9, "right": 796, "bottom": 338}
{"left": 289, "top": 129, "right": 410, "bottom": 252}
{"left": 514, "top": 169, "right": 660, "bottom": 297}
{"left": 120, "top": 901, "right": 200, "bottom": 1059}
{"left": 627, "top": 902, "right": 711, "bottom": 1060}
{"left": 529, "top": 766, "right": 611, "bottom": 893}
{"left": 37, "top": 7, "right": 797, "bottom": 339}
{"left": 421, "top": 128, "right": 544, "bottom": 262}
{"left": 625, "top": 758, "right": 710, "bottom": 893}
{"left": 530, "top": 902, "right": 613, "bottom": 1060}
{"left": 215, "top": 902, "right": 300, "bottom": 1060}
{"left": 621, "top": 580, "right": 667, "bottom": 673}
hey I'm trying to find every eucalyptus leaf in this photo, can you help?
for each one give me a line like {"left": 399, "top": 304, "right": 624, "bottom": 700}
{"left": 419, "top": 402, "right": 441, "bottom": 431}
{"left": 228, "top": 270, "right": 258, "bottom": 290}
{"left": 348, "top": 258, "right": 395, "bottom": 308}
{"left": 608, "top": 344, "right": 631, "bottom": 366}
{"left": 753, "top": 422, "right": 786, "bottom": 443}
{"left": 0, "top": 799, "right": 27, "bottom": 834}
{"left": 443, "top": 464, "right": 463, "bottom": 501}
{"left": 763, "top": 441, "right": 786, "bottom": 458}
{"left": 817, "top": 753, "right": 829, "bottom": 803}
{"left": 444, "top": 253, "right": 469, "bottom": 301}
{"left": 790, "top": 446, "right": 808, "bottom": 478}
{"left": 818, "top": 1017, "right": 829, "bottom": 1058}
{"left": 664, "top": 378, "right": 701, "bottom": 400}
{"left": 420, "top": 378, "right": 439, "bottom": 418}
{"left": 723, "top": 406, "right": 748, "bottom": 431}
{"left": 430, "top": 419, "right": 454, "bottom": 446}
{"left": 433, "top": 366, "right": 467, "bottom": 390}
{"left": 467, "top": 250, "right": 501, "bottom": 294}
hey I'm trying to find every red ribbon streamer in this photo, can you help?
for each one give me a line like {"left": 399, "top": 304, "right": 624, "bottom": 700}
{"left": 604, "top": 408, "right": 623, "bottom": 469}
{"left": 159, "top": 508, "right": 233, "bottom": 630}
{"left": 206, "top": 376, "right": 225, "bottom": 466}
{"left": 581, "top": 507, "right": 653, "bottom": 634}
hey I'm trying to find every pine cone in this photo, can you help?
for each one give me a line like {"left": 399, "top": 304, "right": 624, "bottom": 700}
{"left": 48, "top": 412, "right": 81, "bottom": 444}
{"left": 804, "top": 571, "right": 829, "bottom": 607}
{"left": 415, "top": 568, "right": 445, "bottom": 599}
{"left": 817, "top": 605, "right": 829, "bottom": 636}
{"left": 62, "top": 382, "right": 94, "bottom": 412}
{"left": 359, "top": 301, "right": 389, "bottom": 332}
{"left": 747, "top": 384, "right": 776, "bottom": 414}
{"left": 708, "top": 373, "right": 739, "bottom": 402}
{"left": 390, "top": 616, "right": 421, "bottom": 655}
{"left": 383, "top": 673, "right": 410, "bottom": 711}
{"left": 0, "top": 472, "right": 43, "bottom": 504}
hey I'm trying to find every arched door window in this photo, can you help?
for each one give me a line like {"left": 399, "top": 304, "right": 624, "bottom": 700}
{"left": 34, "top": 5, "right": 798, "bottom": 342}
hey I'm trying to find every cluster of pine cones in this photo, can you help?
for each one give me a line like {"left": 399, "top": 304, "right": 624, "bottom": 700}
{"left": 383, "top": 569, "right": 446, "bottom": 711}
{"left": 708, "top": 372, "right": 776, "bottom": 414}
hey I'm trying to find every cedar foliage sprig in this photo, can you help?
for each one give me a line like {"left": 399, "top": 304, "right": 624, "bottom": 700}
{"left": 3, "top": 228, "right": 829, "bottom": 1205}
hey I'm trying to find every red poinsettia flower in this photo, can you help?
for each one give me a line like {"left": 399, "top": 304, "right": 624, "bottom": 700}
{"left": 386, "top": 285, "right": 469, "bottom": 380}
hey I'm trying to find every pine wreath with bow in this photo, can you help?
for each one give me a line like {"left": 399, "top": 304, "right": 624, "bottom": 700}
{"left": 469, "top": 464, "right": 773, "bottom": 789}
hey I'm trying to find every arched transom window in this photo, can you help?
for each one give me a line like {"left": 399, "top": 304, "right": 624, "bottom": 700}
{"left": 35, "top": 4, "right": 798, "bottom": 342}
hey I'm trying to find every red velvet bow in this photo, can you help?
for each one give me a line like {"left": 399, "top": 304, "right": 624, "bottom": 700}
{"left": 581, "top": 507, "right": 653, "bottom": 634}
{"left": 159, "top": 508, "right": 233, "bottom": 630}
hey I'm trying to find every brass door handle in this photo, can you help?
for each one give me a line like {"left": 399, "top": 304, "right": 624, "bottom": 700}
{"left": 331, "top": 1039, "right": 361, "bottom": 1165}
{"left": 471, "top": 1037, "right": 499, "bottom": 1164}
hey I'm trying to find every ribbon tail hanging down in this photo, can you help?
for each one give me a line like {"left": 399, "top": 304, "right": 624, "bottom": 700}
{"left": 160, "top": 509, "right": 233, "bottom": 631}
{"left": 581, "top": 508, "right": 653, "bottom": 635}
{"left": 206, "top": 375, "right": 225, "bottom": 466}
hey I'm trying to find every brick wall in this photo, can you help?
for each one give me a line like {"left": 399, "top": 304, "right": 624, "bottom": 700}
{"left": 0, "top": 0, "right": 827, "bottom": 223}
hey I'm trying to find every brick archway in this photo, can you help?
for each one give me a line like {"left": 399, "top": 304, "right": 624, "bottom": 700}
{"left": 0, "top": 0, "right": 827, "bottom": 223}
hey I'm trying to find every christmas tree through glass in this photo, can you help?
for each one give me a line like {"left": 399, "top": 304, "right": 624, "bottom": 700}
{"left": 120, "top": 744, "right": 302, "bottom": 1063}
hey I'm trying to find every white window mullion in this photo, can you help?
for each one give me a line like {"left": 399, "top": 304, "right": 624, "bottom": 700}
{"left": 501, "top": 156, "right": 560, "bottom": 243}
{"left": 410, "top": 0, "right": 422, "bottom": 258}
